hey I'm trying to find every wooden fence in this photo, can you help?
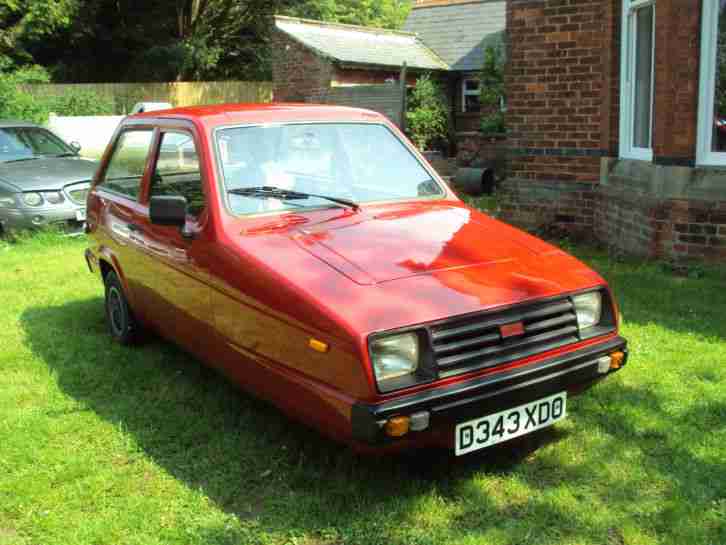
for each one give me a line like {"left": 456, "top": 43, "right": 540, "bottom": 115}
{"left": 22, "top": 81, "right": 273, "bottom": 113}
{"left": 315, "top": 84, "right": 405, "bottom": 128}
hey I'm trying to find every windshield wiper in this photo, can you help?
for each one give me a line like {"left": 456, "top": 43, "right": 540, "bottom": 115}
{"left": 228, "top": 186, "right": 360, "bottom": 211}
{"left": 3, "top": 156, "right": 41, "bottom": 163}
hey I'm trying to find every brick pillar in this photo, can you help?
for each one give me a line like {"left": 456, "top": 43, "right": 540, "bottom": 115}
{"left": 600, "top": 0, "right": 621, "bottom": 156}
{"left": 505, "top": 0, "right": 613, "bottom": 184}
{"left": 651, "top": 0, "right": 701, "bottom": 166}
{"left": 501, "top": 0, "right": 617, "bottom": 236}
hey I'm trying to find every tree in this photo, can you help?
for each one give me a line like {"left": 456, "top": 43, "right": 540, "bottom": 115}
{"left": 286, "top": 0, "right": 411, "bottom": 29}
{"left": 1, "top": 0, "right": 413, "bottom": 83}
{"left": 478, "top": 45, "right": 505, "bottom": 134}
{"left": 406, "top": 74, "right": 449, "bottom": 151}
{"left": 0, "top": 0, "right": 78, "bottom": 70}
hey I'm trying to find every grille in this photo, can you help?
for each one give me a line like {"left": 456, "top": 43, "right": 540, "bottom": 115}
{"left": 65, "top": 182, "right": 91, "bottom": 206}
{"left": 430, "top": 297, "right": 580, "bottom": 378}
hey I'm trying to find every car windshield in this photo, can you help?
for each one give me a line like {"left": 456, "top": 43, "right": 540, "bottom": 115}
{"left": 216, "top": 123, "right": 443, "bottom": 215}
{"left": 0, "top": 127, "right": 74, "bottom": 163}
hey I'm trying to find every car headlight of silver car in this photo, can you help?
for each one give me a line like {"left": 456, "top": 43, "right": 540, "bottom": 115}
{"left": 370, "top": 332, "right": 420, "bottom": 382}
{"left": 21, "top": 192, "right": 44, "bottom": 207}
{"left": 572, "top": 291, "right": 602, "bottom": 330}
{"left": 41, "top": 191, "right": 65, "bottom": 205}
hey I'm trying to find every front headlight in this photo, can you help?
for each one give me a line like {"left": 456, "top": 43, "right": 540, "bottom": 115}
{"left": 22, "top": 192, "right": 43, "bottom": 207}
{"left": 370, "top": 332, "right": 419, "bottom": 382}
{"left": 573, "top": 292, "right": 602, "bottom": 330}
{"left": 41, "top": 191, "right": 65, "bottom": 205}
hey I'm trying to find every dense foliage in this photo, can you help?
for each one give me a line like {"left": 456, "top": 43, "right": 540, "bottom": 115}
{"left": 406, "top": 74, "right": 449, "bottom": 151}
{"left": 0, "top": 65, "right": 114, "bottom": 122}
{"left": 716, "top": 10, "right": 726, "bottom": 116}
{"left": 479, "top": 45, "right": 506, "bottom": 134}
{"left": 0, "top": 0, "right": 411, "bottom": 83}
{"left": 0, "top": 65, "right": 52, "bottom": 123}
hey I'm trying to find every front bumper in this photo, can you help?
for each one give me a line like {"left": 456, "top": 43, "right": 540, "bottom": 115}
{"left": 0, "top": 205, "right": 85, "bottom": 234}
{"left": 352, "top": 336, "right": 628, "bottom": 445}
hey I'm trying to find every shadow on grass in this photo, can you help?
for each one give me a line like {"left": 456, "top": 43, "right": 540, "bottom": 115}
{"left": 20, "top": 297, "right": 726, "bottom": 544}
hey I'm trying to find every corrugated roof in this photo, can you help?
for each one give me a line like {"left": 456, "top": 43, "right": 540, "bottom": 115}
{"left": 404, "top": 0, "right": 506, "bottom": 72}
{"left": 274, "top": 16, "right": 449, "bottom": 71}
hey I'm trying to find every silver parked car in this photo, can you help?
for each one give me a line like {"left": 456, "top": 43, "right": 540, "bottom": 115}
{"left": 0, "top": 120, "right": 100, "bottom": 235}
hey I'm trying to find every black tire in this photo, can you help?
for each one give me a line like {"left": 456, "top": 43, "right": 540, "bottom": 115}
{"left": 104, "top": 271, "right": 139, "bottom": 345}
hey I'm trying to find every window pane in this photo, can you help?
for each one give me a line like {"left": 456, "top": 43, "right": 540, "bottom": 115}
{"left": 464, "top": 95, "right": 481, "bottom": 113}
{"left": 464, "top": 79, "right": 480, "bottom": 92}
{"left": 712, "top": 1, "right": 726, "bottom": 152}
{"left": 463, "top": 79, "right": 481, "bottom": 113}
{"left": 151, "top": 132, "right": 205, "bottom": 219}
{"left": 633, "top": 5, "right": 654, "bottom": 149}
{"left": 103, "top": 130, "right": 153, "bottom": 199}
{"left": 0, "top": 127, "right": 71, "bottom": 161}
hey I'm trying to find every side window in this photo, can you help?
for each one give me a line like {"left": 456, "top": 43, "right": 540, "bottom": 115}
{"left": 102, "top": 130, "right": 154, "bottom": 200}
{"left": 150, "top": 132, "right": 206, "bottom": 219}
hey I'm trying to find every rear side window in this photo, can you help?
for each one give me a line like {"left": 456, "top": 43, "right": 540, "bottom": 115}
{"left": 101, "top": 130, "right": 154, "bottom": 199}
{"left": 150, "top": 131, "right": 206, "bottom": 219}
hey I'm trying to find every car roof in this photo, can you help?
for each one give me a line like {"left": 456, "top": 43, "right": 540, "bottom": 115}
{"left": 128, "top": 102, "right": 389, "bottom": 128}
{"left": 0, "top": 120, "right": 41, "bottom": 128}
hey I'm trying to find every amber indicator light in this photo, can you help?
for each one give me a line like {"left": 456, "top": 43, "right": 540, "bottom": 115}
{"left": 309, "top": 338, "right": 330, "bottom": 353}
{"left": 610, "top": 351, "right": 625, "bottom": 369}
{"left": 385, "top": 416, "right": 410, "bottom": 437}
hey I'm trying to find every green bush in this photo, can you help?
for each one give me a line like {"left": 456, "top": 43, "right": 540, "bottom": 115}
{"left": 406, "top": 74, "right": 449, "bottom": 151}
{"left": 0, "top": 65, "right": 52, "bottom": 124}
{"left": 479, "top": 46, "right": 506, "bottom": 134}
{"left": 480, "top": 111, "right": 506, "bottom": 134}
{"left": 49, "top": 89, "right": 116, "bottom": 116}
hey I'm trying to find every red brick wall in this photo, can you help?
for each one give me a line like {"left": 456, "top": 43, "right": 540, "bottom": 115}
{"left": 652, "top": 0, "right": 701, "bottom": 163}
{"left": 601, "top": 0, "right": 620, "bottom": 155}
{"left": 271, "top": 31, "right": 336, "bottom": 102}
{"left": 595, "top": 183, "right": 726, "bottom": 261}
{"left": 506, "top": 0, "right": 615, "bottom": 184}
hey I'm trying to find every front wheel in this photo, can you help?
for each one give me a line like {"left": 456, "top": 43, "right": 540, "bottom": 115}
{"left": 104, "top": 271, "right": 139, "bottom": 345}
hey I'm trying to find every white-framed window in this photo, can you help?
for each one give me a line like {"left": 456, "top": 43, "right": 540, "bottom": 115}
{"left": 462, "top": 78, "right": 481, "bottom": 113}
{"left": 619, "top": 0, "right": 655, "bottom": 161}
{"left": 697, "top": 0, "right": 726, "bottom": 166}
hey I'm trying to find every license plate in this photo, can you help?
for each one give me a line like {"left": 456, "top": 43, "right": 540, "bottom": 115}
{"left": 75, "top": 209, "right": 87, "bottom": 222}
{"left": 455, "top": 392, "right": 567, "bottom": 456}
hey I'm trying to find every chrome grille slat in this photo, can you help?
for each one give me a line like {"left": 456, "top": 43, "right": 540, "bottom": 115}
{"left": 430, "top": 297, "right": 580, "bottom": 377}
{"left": 432, "top": 332, "right": 500, "bottom": 355}
{"left": 436, "top": 325, "right": 579, "bottom": 368}
{"left": 525, "top": 312, "right": 577, "bottom": 333}
{"left": 437, "top": 335, "right": 579, "bottom": 379}
{"left": 431, "top": 300, "right": 574, "bottom": 342}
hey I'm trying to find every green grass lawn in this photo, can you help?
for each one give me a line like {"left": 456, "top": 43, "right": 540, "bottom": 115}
{"left": 1, "top": 233, "right": 725, "bottom": 545}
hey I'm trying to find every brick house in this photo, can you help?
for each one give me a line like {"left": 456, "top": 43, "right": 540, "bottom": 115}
{"left": 501, "top": 0, "right": 726, "bottom": 260}
{"left": 272, "top": 2, "right": 506, "bottom": 134}
{"left": 271, "top": 15, "right": 449, "bottom": 108}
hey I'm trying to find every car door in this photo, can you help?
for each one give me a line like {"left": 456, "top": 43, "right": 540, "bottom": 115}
{"left": 132, "top": 125, "right": 215, "bottom": 357}
{"left": 92, "top": 126, "right": 157, "bottom": 317}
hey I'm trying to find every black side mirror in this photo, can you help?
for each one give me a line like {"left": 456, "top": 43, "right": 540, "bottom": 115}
{"left": 69, "top": 141, "right": 82, "bottom": 153}
{"left": 150, "top": 195, "right": 187, "bottom": 228}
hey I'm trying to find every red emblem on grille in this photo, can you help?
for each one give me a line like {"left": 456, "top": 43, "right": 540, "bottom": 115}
{"left": 500, "top": 322, "right": 525, "bottom": 338}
